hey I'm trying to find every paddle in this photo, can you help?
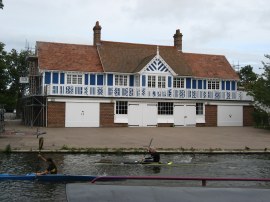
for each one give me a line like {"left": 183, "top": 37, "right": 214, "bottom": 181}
{"left": 141, "top": 138, "right": 153, "bottom": 162}
{"left": 38, "top": 137, "right": 44, "bottom": 153}
{"left": 36, "top": 137, "right": 44, "bottom": 173}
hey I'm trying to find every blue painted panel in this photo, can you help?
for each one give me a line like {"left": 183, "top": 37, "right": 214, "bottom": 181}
{"left": 60, "top": 73, "right": 64, "bottom": 84}
{"left": 45, "top": 72, "right": 51, "bottom": 84}
{"left": 198, "top": 80, "right": 202, "bottom": 89}
{"left": 97, "top": 75, "right": 103, "bottom": 85}
{"left": 232, "top": 81, "right": 236, "bottom": 90}
{"left": 203, "top": 80, "right": 206, "bottom": 89}
{"left": 85, "top": 74, "right": 89, "bottom": 85}
{"left": 168, "top": 76, "right": 172, "bottom": 88}
{"left": 186, "top": 78, "right": 191, "bottom": 89}
{"left": 107, "top": 74, "right": 113, "bottom": 86}
{"left": 53, "top": 72, "right": 59, "bottom": 84}
{"left": 90, "top": 74, "right": 96, "bottom": 85}
{"left": 192, "top": 79, "right": 196, "bottom": 89}
{"left": 142, "top": 75, "right": 146, "bottom": 87}
{"left": 222, "top": 81, "right": 225, "bottom": 90}
{"left": 129, "top": 75, "right": 134, "bottom": 87}
{"left": 226, "top": 81, "right": 230, "bottom": 90}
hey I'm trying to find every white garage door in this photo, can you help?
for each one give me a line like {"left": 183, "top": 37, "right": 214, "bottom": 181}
{"left": 65, "top": 102, "right": 100, "bottom": 127}
{"left": 128, "top": 103, "right": 157, "bottom": 127}
{"left": 174, "top": 104, "right": 196, "bottom": 126}
{"left": 218, "top": 106, "right": 243, "bottom": 126}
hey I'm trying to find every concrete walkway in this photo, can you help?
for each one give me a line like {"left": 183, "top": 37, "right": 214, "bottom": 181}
{"left": 0, "top": 120, "right": 270, "bottom": 152}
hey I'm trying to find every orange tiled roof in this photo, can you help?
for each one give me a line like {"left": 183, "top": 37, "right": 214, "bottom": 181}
{"left": 36, "top": 41, "right": 239, "bottom": 80}
{"left": 183, "top": 53, "right": 239, "bottom": 80}
{"left": 37, "top": 42, "right": 103, "bottom": 72}
{"left": 97, "top": 41, "right": 192, "bottom": 76}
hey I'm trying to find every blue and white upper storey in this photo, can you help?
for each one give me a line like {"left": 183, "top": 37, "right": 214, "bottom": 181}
{"left": 31, "top": 41, "right": 251, "bottom": 101}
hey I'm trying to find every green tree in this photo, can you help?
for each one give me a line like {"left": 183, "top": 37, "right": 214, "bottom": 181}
{"left": 5, "top": 49, "right": 31, "bottom": 117}
{"left": 0, "top": 42, "right": 9, "bottom": 107}
{"left": 251, "top": 55, "right": 270, "bottom": 108}
{"left": 238, "top": 65, "right": 257, "bottom": 90}
{"left": 0, "top": 0, "right": 4, "bottom": 9}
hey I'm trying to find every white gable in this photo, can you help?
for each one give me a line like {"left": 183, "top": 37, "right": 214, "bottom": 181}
{"left": 140, "top": 48, "right": 177, "bottom": 76}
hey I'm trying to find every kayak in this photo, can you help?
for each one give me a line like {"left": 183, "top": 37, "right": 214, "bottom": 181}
{"left": 0, "top": 173, "right": 96, "bottom": 182}
{"left": 95, "top": 160, "right": 173, "bottom": 166}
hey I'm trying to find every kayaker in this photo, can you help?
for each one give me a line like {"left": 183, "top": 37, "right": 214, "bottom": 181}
{"left": 36, "top": 154, "right": 57, "bottom": 175}
{"left": 144, "top": 147, "right": 160, "bottom": 163}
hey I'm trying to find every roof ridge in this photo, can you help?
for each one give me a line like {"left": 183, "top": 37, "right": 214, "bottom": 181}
{"left": 183, "top": 52, "right": 225, "bottom": 57}
{"left": 101, "top": 40, "right": 174, "bottom": 48}
{"left": 37, "top": 41, "right": 94, "bottom": 47}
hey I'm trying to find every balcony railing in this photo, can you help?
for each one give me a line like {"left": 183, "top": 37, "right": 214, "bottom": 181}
{"left": 44, "top": 84, "right": 253, "bottom": 101}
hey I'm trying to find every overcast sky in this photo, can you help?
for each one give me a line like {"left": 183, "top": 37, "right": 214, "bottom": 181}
{"left": 1, "top": 0, "right": 269, "bottom": 73}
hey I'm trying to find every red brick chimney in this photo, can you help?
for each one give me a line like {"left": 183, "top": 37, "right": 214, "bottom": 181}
{"left": 93, "top": 21, "right": 102, "bottom": 45}
{"left": 173, "top": 29, "right": 183, "bottom": 51}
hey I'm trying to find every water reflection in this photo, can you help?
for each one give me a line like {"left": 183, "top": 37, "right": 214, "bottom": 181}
{"left": 0, "top": 153, "right": 270, "bottom": 201}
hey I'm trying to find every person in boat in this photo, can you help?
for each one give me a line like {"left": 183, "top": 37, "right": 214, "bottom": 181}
{"left": 36, "top": 154, "right": 57, "bottom": 175}
{"left": 144, "top": 147, "right": 160, "bottom": 163}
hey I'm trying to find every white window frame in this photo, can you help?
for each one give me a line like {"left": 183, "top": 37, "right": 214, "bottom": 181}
{"left": 208, "top": 80, "right": 220, "bottom": 90}
{"left": 115, "top": 75, "right": 128, "bottom": 86}
{"left": 196, "top": 103, "right": 204, "bottom": 115}
{"left": 66, "top": 73, "right": 83, "bottom": 85}
{"left": 158, "top": 76, "right": 166, "bottom": 88}
{"left": 148, "top": 75, "right": 156, "bottom": 88}
{"left": 158, "top": 102, "right": 173, "bottom": 115}
{"left": 173, "top": 77, "right": 185, "bottom": 88}
{"left": 115, "top": 101, "right": 128, "bottom": 115}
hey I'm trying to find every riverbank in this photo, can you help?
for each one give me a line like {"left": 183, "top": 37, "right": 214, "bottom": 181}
{"left": 1, "top": 119, "right": 269, "bottom": 153}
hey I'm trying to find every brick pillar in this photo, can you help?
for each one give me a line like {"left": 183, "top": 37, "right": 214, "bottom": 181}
{"left": 47, "top": 102, "right": 65, "bottom": 127}
{"left": 205, "top": 105, "right": 217, "bottom": 127}
{"left": 173, "top": 29, "right": 183, "bottom": 51}
{"left": 93, "top": 21, "right": 101, "bottom": 46}
{"left": 243, "top": 105, "right": 254, "bottom": 126}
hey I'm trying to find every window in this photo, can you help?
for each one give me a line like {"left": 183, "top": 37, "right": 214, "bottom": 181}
{"left": 158, "top": 102, "right": 173, "bottom": 115}
{"left": 135, "top": 75, "right": 140, "bottom": 87}
{"left": 148, "top": 76, "right": 156, "bottom": 88}
{"left": 116, "top": 101, "right": 128, "bottom": 114}
{"left": 173, "top": 78, "right": 185, "bottom": 88}
{"left": 158, "top": 76, "right": 166, "bottom": 88}
{"left": 115, "top": 75, "right": 128, "bottom": 86}
{"left": 196, "top": 103, "right": 204, "bottom": 115}
{"left": 208, "top": 80, "right": 220, "bottom": 90}
{"left": 67, "top": 74, "right": 83, "bottom": 84}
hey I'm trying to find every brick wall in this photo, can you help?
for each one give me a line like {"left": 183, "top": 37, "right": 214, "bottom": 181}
{"left": 47, "top": 102, "right": 65, "bottom": 127}
{"left": 100, "top": 103, "right": 128, "bottom": 127}
{"left": 158, "top": 123, "right": 174, "bottom": 127}
{"left": 100, "top": 103, "right": 114, "bottom": 127}
{"left": 205, "top": 105, "right": 217, "bottom": 127}
{"left": 243, "top": 105, "right": 254, "bottom": 126}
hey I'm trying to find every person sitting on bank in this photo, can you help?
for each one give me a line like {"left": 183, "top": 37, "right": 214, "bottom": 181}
{"left": 36, "top": 154, "right": 57, "bottom": 175}
{"left": 144, "top": 147, "right": 160, "bottom": 163}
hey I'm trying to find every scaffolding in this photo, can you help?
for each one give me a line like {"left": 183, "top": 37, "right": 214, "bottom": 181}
{"left": 22, "top": 55, "right": 47, "bottom": 127}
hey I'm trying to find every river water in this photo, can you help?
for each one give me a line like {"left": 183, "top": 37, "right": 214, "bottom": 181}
{"left": 1, "top": 153, "right": 270, "bottom": 201}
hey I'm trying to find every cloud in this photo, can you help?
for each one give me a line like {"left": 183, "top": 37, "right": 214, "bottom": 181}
{"left": 0, "top": 0, "right": 269, "bottom": 73}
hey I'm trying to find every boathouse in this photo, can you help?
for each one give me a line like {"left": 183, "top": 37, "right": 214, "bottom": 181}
{"left": 24, "top": 21, "right": 254, "bottom": 127}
